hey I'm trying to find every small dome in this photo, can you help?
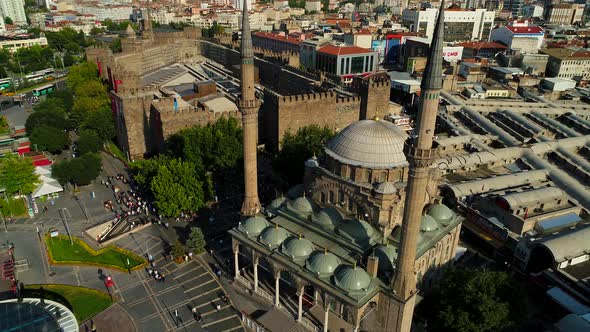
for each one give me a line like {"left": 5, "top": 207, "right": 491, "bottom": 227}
{"left": 286, "top": 184, "right": 304, "bottom": 199}
{"left": 260, "top": 225, "right": 290, "bottom": 248}
{"left": 334, "top": 265, "right": 372, "bottom": 291}
{"left": 281, "top": 236, "right": 314, "bottom": 259}
{"left": 306, "top": 250, "right": 340, "bottom": 276}
{"left": 239, "top": 215, "right": 270, "bottom": 236}
{"left": 325, "top": 119, "right": 408, "bottom": 169}
{"left": 268, "top": 196, "right": 287, "bottom": 210}
{"left": 286, "top": 195, "right": 315, "bottom": 215}
{"left": 305, "top": 155, "right": 319, "bottom": 168}
{"left": 374, "top": 244, "right": 397, "bottom": 272}
{"left": 311, "top": 207, "right": 342, "bottom": 229}
{"left": 337, "top": 219, "right": 375, "bottom": 242}
{"left": 125, "top": 23, "right": 136, "bottom": 38}
{"left": 427, "top": 204, "right": 454, "bottom": 225}
{"left": 374, "top": 181, "right": 397, "bottom": 194}
{"left": 420, "top": 214, "right": 439, "bottom": 232}
{"left": 392, "top": 226, "right": 402, "bottom": 242}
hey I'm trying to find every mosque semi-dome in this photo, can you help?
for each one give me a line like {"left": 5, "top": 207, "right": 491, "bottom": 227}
{"left": 311, "top": 207, "right": 343, "bottom": 229}
{"left": 260, "top": 225, "right": 290, "bottom": 248}
{"left": 337, "top": 218, "right": 376, "bottom": 242}
{"left": 281, "top": 236, "right": 315, "bottom": 259}
{"left": 374, "top": 244, "right": 397, "bottom": 272}
{"left": 286, "top": 196, "right": 315, "bottom": 215}
{"left": 420, "top": 214, "right": 439, "bottom": 232}
{"left": 240, "top": 215, "right": 270, "bottom": 236}
{"left": 427, "top": 203, "right": 455, "bottom": 225}
{"left": 334, "top": 264, "right": 372, "bottom": 291}
{"left": 268, "top": 196, "right": 287, "bottom": 210}
{"left": 325, "top": 119, "right": 408, "bottom": 169}
{"left": 306, "top": 250, "right": 340, "bottom": 277}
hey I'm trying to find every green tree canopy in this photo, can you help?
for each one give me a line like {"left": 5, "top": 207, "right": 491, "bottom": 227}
{"left": 186, "top": 227, "right": 205, "bottom": 254}
{"left": 79, "top": 108, "right": 115, "bottom": 142}
{"left": 52, "top": 153, "right": 102, "bottom": 186}
{"left": 4, "top": 17, "right": 13, "bottom": 25}
{"left": 76, "top": 130, "right": 103, "bottom": 155}
{"left": 67, "top": 62, "right": 98, "bottom": 91}
{"left": 151, "top": 158, "right": 205, "bottom": 217}
{"left": 129, "top": 155, "right": 170, "bottom": 190}
{"left": 274, "top": 125, "right": 334, "bottom": 185}
{"left": 419, "top": 267, "right": 526, "bottom": 332}
{"left": 166, "top": 117, "right": 242, "bottom": 172}
{"left": 30, "top": 125, "right": 70, "bottom": 154}
{"left": 25, "top": 109, "right": 69, "bottom": 135}
{"left": 0, "top": 155, "right": 39, "bottom": 195}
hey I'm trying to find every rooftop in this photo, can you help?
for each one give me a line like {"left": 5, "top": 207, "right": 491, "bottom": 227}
{"left": 456, "top": 41, "right": 507, "bottom": 50}
{"left": 541, "top": 48, "right": 590, "bottom": 60}
{"left": 317, "top": 44, "right": 373, "bottom": 56}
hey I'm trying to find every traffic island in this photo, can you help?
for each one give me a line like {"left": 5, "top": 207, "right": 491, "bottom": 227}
{"left": 44, "top": 234, "right": 146, "bottom": 272}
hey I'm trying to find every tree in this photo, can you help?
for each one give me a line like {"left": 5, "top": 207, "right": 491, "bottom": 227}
{"left": 419, "top": 267, "right": 526, "bottom": 332}
{"left": 0, "top": 155, "right": 39, "bottom": 195}
{"left": 79, "top": 108, "right": 115, "bottom": 141}
{"left": 129, "top": 156, "right": 169, "bottom": 190}
{"left": 166, "top": 117, "right": 242, "bottom": 172}
{"left": 52, "top": 153, "right": 102, "bottom": 186}
{"left": 67, "top": 62, "right": 98, "bottom": 91}
{"left": 172, "top": 239, "right": 185, "bottom": 259}
{"left": 151, "top": 158, "right": 205, "bottom": 217}
{"left": 30, "top": 125, "right": 70, "bottom": 154}
{"left": 274, "top": 125, "right": 334, "bottom": 185}
{"left": 76, "top": 130, "right": 103, "bottom": 155}
{"left": 4, "top": 17, "right": 13, "bottom": 25}
{"left": 186, "top": 227, "right": 205, "bottom": 254}
{"left": 25, "top": 109, "right": 68, "bottom": 135}
{"left": 109, "top": 37, "right": 122, "bottom": 53}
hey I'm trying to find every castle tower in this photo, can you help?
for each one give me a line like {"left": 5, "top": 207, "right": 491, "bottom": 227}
{"left": 239, "top": 0, "right": 261, "bottom": 216}
{"left": 392, "top": 2, "right": 445, "bottom": 331}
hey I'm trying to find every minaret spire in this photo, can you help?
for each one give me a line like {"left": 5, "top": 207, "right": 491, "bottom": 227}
{"left": 239, "top": 0, "right": 261, "bottom": 216}
{"left": 392, "top": 2, "right": 445, "bottom": 332}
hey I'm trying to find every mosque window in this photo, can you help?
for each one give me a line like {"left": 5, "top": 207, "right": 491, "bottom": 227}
{"left": 329, "top": 191, "right": 335, "bottom": 203}
{"left": 321, "top": 192, "right": 327, "bottom": 204}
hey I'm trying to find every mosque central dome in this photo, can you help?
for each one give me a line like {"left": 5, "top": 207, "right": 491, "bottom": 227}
{"left": 325, "top": 119, "right": 408, "bottom": 169}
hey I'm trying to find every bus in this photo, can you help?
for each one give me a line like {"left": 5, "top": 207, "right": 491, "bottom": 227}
{"left": 32, "top": 84, "right": 55, "bottom": 96}
{"left": 25, "top": 68, "right": 55, "bottom": 83}
{"left": 0, "top": 78, "right": 12, "bottom": 91}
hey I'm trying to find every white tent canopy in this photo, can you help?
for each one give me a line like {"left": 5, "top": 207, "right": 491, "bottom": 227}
{"left": 32, "top": 166, "right": 63, "bottom": 198}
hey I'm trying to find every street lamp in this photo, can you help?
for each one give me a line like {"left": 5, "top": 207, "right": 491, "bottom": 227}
{"left": 58, "top": 208, "right": 73, "bottom": 245}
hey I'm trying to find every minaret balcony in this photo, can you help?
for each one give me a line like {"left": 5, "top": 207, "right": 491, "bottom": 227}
{"left": 403, "top": 141, "right": 439, "bottom": 167}
{"left": 239, "top": 99, "right": 261, "bottom": 109}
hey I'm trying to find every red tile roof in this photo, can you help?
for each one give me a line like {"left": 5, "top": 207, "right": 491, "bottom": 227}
{"left": 505, "top": 26, "right": 544, "bottom": 34}
{"left": 456, "top": 41, "right": 507, "bottom": 50}
{"left": 317, "top": 45, "right": 372, "bottom": 56}
{"left": 253, "top": 32, "right": 301, "bottom": 45}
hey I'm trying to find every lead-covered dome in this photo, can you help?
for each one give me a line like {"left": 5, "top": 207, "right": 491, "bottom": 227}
{"left": 281, "top": 236, "right": 314, "bottom": 259}
{"left": 286, "top": 195, "right": 315, "bottom": 215}
{"left": 420, "top": 214, "right": 439, "bottom": 232}
{"left": 311, "top": 207, "right": 343, "bottom": 229}
{"left": 427, "top": 204, "right": 454, "bottom": 225}
{"left": 374, "top": 244, "right": 397, "bottom": 272}
{"left": 306, "top": 250, "right": 340, "bottom": 277}
{"left": 239, "top": 216, "right": 270, "bottom": 236}
{"left": 334, "top": 264, "right": 372, "bottom": 291}
{"left": 268, "top": 196, "right": 287, "bottom": 210}
{"left": 325, "top": 119, "right": 408, "bottom": 169}
{"left": 260, "top": 225, "right": 290, "bottom": 248}
{"left": 337, "top": 218, "right": 376, "bottom": 243}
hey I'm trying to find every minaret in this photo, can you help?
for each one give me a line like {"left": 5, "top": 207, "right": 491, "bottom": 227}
{"left": 239, "top": 0, "right": 261, "bottom": 216}
{"left": 392, "top": 2, "right": 445, "bottom": 331}
{"left": 142, "top": 4, "right": 154, "bottom": 40}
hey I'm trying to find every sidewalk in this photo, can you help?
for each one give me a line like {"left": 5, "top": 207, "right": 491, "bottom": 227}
{"left": 80, "top": 303, "right": 136, "bottom": 332}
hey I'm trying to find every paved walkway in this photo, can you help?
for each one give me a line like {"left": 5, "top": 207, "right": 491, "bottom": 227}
{"left": 80, "top": 303, "right": 136, "bottom": 332}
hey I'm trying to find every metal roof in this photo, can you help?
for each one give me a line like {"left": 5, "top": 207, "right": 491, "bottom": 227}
{"left": 442, "top": 170, "right": 549, "bottom": 198}
{"left": 537, "top": 226, "right": 590, "bottom": 263}
{"left": 499, "top": 187, "right": 566, "bottom": 209}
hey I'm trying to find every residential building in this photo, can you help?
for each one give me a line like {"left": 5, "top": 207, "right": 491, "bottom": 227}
{"left": 542, "top": 48, "right": 590, "bottom": 79}
{"left": 490, "top": 21, "right": 545, "bottom": 53}
{"left": 0, "top": 36, "right": 48, "bottom": 52}
{"left": 300, "top": 36, "right": 330, "bottom": 70}
{"left": 522, "top": 5, "right": 544, "bottom": 18}
{"left": 401, "top": 6, "right": 495, "bottom": 42}
{"left": 508, "top": 0, "right": 524, "bottom": 17}
{"left": 75, "top": 4, "right": 133, "bottom": 21}
{"left": 305, "top": 0, "right": 321, "bottom": 12}
{"left": 544, "top": 4, "right": 584, "bottom": 26}
{"left": 0, "top": 0, "right": 26, "bottom": 25}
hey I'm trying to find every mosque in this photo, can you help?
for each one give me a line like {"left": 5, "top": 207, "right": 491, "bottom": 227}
{"left": 229, "top": 2, "right": 460, "bottom": 331}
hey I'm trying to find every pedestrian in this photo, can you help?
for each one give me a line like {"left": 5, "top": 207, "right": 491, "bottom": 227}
{"left": 148, "top": 268, "right": 153, "bottom": 276}
{"left": 188, "top": 252, "right": 193, "bottom": 260}
{"left": 161, "top": 274, "right": 166, "bottom": 282}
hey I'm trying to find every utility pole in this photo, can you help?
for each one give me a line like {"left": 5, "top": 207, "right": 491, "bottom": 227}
{"left": 58, "top": 208, "right": 73, "bottom": 245}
